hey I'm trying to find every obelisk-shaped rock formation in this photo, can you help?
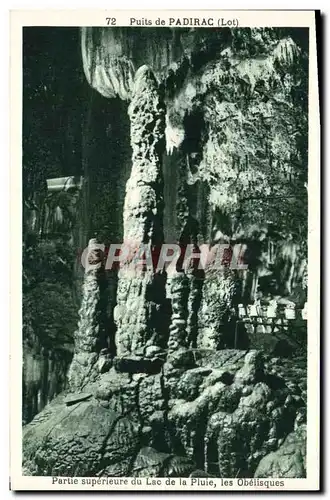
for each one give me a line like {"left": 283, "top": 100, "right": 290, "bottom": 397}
{"left": 114, "top": 66, "right": 167, "bottom": 358}
{"left": 68, "top": 238, "right": 108, "bottom": 388}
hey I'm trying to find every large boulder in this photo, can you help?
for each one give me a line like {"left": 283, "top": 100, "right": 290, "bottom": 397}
{"left": 254, "top": 425, "right": 306, "bottom": 478}
{"left": 23, "top": 395, "right": 140, "bottom": 476}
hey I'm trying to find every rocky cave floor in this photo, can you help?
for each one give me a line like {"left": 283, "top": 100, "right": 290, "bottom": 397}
{"left": 23, "top": 348, "right": 307, "bottom": 478}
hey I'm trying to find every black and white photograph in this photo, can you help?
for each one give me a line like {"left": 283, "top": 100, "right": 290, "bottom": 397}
{"left": 9, "top": 10, "right": 320, "bottom": 491}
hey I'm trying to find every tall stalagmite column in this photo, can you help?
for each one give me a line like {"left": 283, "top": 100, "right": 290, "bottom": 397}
{"left": 68, "top": 238, "right": 107, "bottom": 388}
{"left": 114, "top": 65, "right": 167, "bottom": 358}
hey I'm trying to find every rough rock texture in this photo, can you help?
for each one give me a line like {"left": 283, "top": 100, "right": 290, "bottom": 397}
{"left": 125, "top": 65, "right": 165, "bottom": 244}
{"left": 262, "top": 356, "right": 307, "bottom": 426}
{"left": 186, "top": 272, "right": 204, "bottom": 348}
{"left": 23, "top": 396, "right": 140, "bottom": 476}
{"left": 68, "top": 239, "right": 108, "bottom": 389}
{"left": 81, "top": 27, "right": 135, "bottom": 100}
{"left": 114, "top": 66, "right": 168, "bottom": 357}
{"left": 23, "top": 350, "right": 307, "bottom": 477}
{"left": 131, "top": 447, "right": 195, "bottom": 477}
{"left": 167, "top": 272, "right": 189, "bottom": 352}
{"left": 198, "top": 269, "right": 236, "bottom": 349}
{"left": 254, "top": 424, "right": 306, "bottom": 478}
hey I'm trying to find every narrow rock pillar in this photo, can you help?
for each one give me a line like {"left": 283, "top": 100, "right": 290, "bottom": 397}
{"left": 68, "top": 238, "right": 107, "bottom": 388}
{"left": 114, "top": 65, "right": 167, "bottom": 357}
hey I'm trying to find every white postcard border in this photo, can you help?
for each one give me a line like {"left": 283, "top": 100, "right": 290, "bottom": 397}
{"left": 10, "top": 9, "right": 320, "bottom": 491}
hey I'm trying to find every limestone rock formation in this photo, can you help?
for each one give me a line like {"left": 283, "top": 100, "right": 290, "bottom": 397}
{"left": 198, "top": 269, "right": 236, "bottom": 349}
{"left": 167, "top": 272, "right": 189, "bottom": 352}
{"left": 114, "top": 65, "right": 168, "bottom": 357}
{"left": 68, "top": 239, "right": 107, "bottom": 389}
{"left": 23, "top": 396, "right": 140, "bottom": 476}
{"left": 254, "top": 425, "right": 306, "bottom": 478}
{"left": 81, "top": 27, "right": 135, "bottom": 100}
{"left": 131, "top": 447, "right": 195, "bottom": 477}
{"left": 23, "top": 350, "right": 307, "bottom": 478}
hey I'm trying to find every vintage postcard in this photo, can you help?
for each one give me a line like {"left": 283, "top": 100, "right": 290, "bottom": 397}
{"left": 10, "top": 10, "right": 320, "bottom": 491}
